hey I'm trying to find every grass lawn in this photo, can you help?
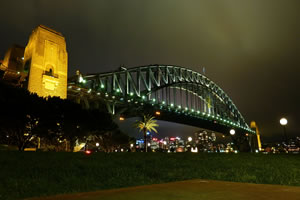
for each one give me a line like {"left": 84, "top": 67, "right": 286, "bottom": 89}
{"left": 0, "top": 152, "right": 299, "bottom": 200}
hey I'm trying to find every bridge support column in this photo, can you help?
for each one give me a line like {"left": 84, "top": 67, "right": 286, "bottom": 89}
{"left": 106, "top": 103, "right": 115, "bottom": 115}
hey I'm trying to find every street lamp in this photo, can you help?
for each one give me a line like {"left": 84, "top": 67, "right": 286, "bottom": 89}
{"left": 119, "top": 116, "right": 125, "bottom": 121}
{"left": 230, "top": 129, "right": 236, "bottom": 135}
{"left": 188, "top": 137, "right": 192, "bottom": 142}
{"left": 280, "top": 117, "right": 288, "bottom": 143}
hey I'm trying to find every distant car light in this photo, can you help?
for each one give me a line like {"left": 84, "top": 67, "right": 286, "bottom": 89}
{"left": 176, "top": 147, "right": 184, "bottom": 152}
{"left": 85, "top": 150, "right": 92, "bottom": 155}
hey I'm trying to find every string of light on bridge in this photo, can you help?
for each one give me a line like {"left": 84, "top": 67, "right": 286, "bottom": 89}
{"left": 68, "top": 81, "right": 255, "bottom": 134}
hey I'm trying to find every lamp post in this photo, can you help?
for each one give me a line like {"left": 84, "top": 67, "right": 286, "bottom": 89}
{"left": 187, "top": 136, "right": 193, "bottom": 151}
{"left": 229, "top": 129, "right": 236, "bottom": 152}
{"left": 280, "top": 118, "right": 288, "bottom": 144}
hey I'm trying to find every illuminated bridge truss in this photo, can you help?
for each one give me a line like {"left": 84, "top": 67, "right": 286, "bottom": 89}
{"left": 68, "top": 65, "right": 255, "bottom": 135}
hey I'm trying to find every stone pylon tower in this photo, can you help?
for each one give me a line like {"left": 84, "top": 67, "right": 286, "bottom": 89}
{"left": 23, "top": 25, "right": 68, "bottom": 99}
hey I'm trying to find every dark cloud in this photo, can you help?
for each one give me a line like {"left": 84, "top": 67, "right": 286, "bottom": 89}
{"left": 1, "top": 0, "right": 299, "bottom": 142}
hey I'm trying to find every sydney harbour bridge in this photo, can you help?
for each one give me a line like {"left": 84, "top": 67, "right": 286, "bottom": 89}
{"left": 67, "top": 65, "right": 255, "bottom": 136}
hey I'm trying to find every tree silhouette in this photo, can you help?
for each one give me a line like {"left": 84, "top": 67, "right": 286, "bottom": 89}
{"left": 0, "top": 82, "right": 44, "bottom": 150}
{"left": 0, "top": 81, "right": 126, "bottom": 152}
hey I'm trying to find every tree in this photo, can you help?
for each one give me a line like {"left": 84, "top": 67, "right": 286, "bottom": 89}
{"left": 0, "top": 81, "right": 44, "bottom": 151}
{"left": 0, "top": 80, "right": 123, "bottom": 152}
{"left": 40, "top": 98, "right": 121, "bottom": 152}
{"left": 42, "top": 97, "right": 89, "bottom": 151}
{"left": 91, "top": 129, "right": 130, "bottom": 152}
{"left": 133, "top": 115, "right": 158, "bottom": 152}
{"left": 83, "top": 109, "right": 128, "bottom": 152}
{"left": 231, "top": 134, "right": 251, "bottom": 152}
{"left": 83, "top": 109, "right": 118, "bottom": 135}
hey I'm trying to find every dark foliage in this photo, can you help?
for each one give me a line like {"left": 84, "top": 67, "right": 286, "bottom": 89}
{"left": 0, "top": 81, "right": 128, "bottom": 151}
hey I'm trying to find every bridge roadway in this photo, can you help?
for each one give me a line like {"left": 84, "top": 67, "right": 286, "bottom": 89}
{"left": 27, "top": 179, "right": 300, "bottom": 200}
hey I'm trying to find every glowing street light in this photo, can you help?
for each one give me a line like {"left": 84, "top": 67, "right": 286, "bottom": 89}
{"left": 280, "top": 118, "right": 287, "bottom": 126}
{"left": 85, "top": 150, "right": 92, "bottom": 155}
{"left": 119, "top": 116, "right": 125, "bottom": 121}
{"left": 230, "top": 129, "right": 236, "bottom": 135}
{"left": 188, "top": 136, "right": 192, "bottom": 142}
{"left": 191, "top": 147, "right": 198, "bottom": 153}
{"left": 155, "top": 111, "right": 161, "bottom": 116}
{"left": 280, "top": 117, "right": 288, "bottom": 143}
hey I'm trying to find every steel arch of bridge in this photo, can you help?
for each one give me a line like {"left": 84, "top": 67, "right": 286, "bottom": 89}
{"left": 68, "top": 65, "right": 254, "bottom": 134}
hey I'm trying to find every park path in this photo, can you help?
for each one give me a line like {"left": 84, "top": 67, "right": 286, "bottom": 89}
{"left": 27, "top": 179, "right": 300, "bottom": 200}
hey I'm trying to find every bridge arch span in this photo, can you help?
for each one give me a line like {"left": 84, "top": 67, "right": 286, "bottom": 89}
{"left": 68, "top": 65, "right": 254, "bottom": 135}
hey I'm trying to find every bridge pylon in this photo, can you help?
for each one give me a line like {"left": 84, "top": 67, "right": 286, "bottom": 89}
{"left": 23, "top": 25, "right": 68, "bottom": 99}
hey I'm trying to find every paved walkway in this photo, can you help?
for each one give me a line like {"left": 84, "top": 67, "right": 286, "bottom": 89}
{"left": 27, "top": 180, "right": 300, "bottom": 200}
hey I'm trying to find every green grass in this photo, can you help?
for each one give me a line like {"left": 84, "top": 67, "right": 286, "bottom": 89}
{"left": 0, "top": 152, "right": 299, "bottom": 200}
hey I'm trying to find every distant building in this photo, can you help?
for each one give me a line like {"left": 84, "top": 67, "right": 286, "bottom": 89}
{"left": 194, "top": 130, "right": 216, "bottom": 152}
{"left": 0, "top": 45, "right": 25, "bottom": 85}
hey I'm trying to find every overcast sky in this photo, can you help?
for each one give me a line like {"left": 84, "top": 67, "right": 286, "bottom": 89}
{"left": 1, "top": 0, "right": 299, "bottom": 142}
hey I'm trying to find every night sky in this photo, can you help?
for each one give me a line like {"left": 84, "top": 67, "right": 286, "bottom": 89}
{"left": 1, "top": 0, "right": 299, "bottom": 142}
